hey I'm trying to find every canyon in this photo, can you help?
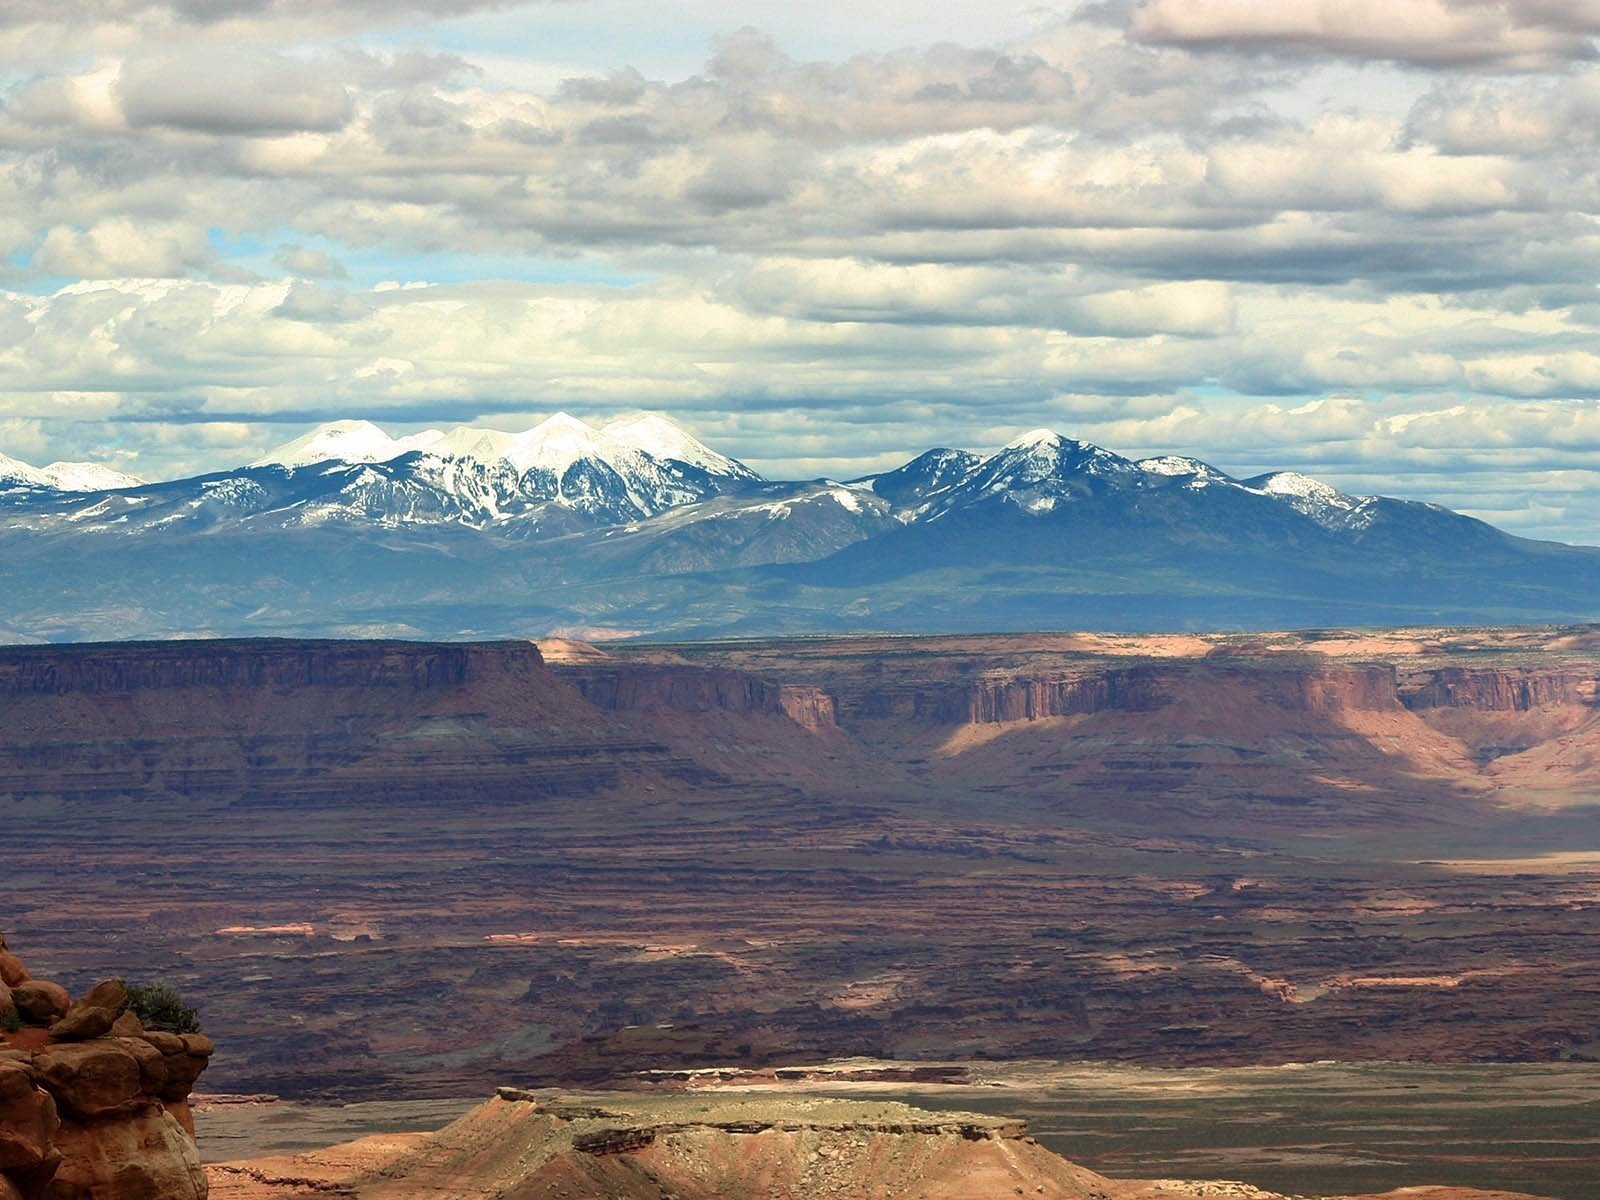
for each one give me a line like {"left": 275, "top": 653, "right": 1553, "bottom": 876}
{"left": 2, "top": 628, "right": 1599, "bottom": 1107}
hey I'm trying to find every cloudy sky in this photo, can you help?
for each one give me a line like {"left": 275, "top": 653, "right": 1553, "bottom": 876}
{"left": 3, "top": 1, "right": 1600, "bottom": 540}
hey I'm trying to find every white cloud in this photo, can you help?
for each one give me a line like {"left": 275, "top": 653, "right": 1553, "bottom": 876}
{"left": 1130, "top": 0, "right": 1600, "bottom": 69}
{"left": 118, "top": 51, "right": 355, "bottom": 134}
{"left": 34, "top": 219, "right": 213, "bottom": 278}
{"left": 0, "top": 5, "right": 1594, "bottom": 544}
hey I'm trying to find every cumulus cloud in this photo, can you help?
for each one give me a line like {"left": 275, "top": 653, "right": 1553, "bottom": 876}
{"left": 115, "top": 51, "right": 355, "bottom": 134}
{"left": 34, "top": 219, "right": 213, "bottom": 278}
{"left": 0, "top": 4, "right": 1597, "bottom": 542}
{"left": 273, "top": 245, "right": 347, "bottom": 278}
{"left": 1130, "top": 0, "right": 1600, "bottom": 69}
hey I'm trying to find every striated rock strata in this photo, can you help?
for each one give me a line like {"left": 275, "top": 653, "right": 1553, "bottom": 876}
{"left": 0, "top": 638, "right": 693, "bottom": 808}
{"left": 0, "top": 934, "right": 211, "bottom": 1200}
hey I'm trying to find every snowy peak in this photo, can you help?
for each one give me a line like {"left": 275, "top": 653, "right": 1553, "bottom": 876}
{"left": 36, "top": 461, "right": 145, "bottom": 491}
{"left": 600, "top": 413, "right": 756, "bottom": 480}
{"left": 1138, "top": 455, "right": 1228, "bottom": 480}
{"left": 0, "top": 450, "right": 42, "bottom": 488}
{"left": 0, "top": 450, "right": 143, "bottom": 492}
{"left": 250, "top": 412, "right": 760, "bottom": 485}
{"left": 252, "top": 420, "right": 420, "bottom": 469}
{"left": 970, "top": 429, "right": 1136, "bottom": 500}
{"left": 419, "top": 426, "right": 519, "bottom": 462}
{"left": 226, "top": 411, "right": 766, "bottom": 529}
{"left": 1251, "top": 471, "right": 1352, "bottom": 506}
{"left": 503, "top": 413, "right": 622, "bottom": 476}
{"left": 1002, "top": 428, "right": 1064, "bottom": 452}
{"left": 1243, "top": 471, "right": 1376, "bottom": 532}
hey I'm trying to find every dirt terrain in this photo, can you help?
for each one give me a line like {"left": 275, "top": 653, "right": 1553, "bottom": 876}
{"left": 3, "top": 630, "right": 1600, "bottom": 1098}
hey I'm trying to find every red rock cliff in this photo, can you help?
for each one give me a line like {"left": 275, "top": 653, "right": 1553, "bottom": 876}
{"left": 0, "top": 639, "right": 675, "bottom": 807}
{"left": 0, "top": 639, "right": 540, "bottom": 696}
{"left": 560, "top": 664, "right": 838, "bottom": 730}
{"left": 860, "top": 662, "right": 1399, "bottom": 726}
{"left": 1399, "top": 666, "right": 1598, "bottom": 711}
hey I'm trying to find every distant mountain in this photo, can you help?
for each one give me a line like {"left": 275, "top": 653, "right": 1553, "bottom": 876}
{"left": 2, "top": 414, "right": 1597, "bottom": 641}
{"left": 0, "top": 450, "right": 143, "bottom": 493}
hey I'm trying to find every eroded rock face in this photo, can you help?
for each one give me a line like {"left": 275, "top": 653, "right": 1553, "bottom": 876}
{"left": 0, "top": 937, "right": 211, "bottom": 1200}
{"left": 47, "top": 1111, "right": 205, "bottom": 1200}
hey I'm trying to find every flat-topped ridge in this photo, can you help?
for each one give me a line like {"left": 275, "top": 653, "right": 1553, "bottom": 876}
{"left": 492, "top": 1087, "right": 1028, "bottom": 1142}
{"left": 0, "top": 638, "right": 544, "bottom": 696}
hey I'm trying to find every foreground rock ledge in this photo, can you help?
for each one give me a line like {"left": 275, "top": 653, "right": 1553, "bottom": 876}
{"left": 206, "top": 1090, "right": 1557, "bottom": 1200}
{"left": 0, "top": 934, "right": 212, "bottom": 1200}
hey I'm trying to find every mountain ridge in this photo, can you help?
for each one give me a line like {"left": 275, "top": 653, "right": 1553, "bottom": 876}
{"left": 2, "top": 411, "right": 1597, "bottom": 641}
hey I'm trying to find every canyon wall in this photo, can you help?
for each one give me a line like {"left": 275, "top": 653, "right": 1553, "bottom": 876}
{"left": 0, "top": 640, "right": 524, "bottom": 697}
{"left": 1399, "top": 666, "right": 1598, "bottom": 711}
{"left": 0, "top": 638, "right": 693, "bottom": 808}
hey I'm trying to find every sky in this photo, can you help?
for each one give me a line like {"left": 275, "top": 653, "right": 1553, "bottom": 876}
{"left": 2, "top": 1, "right": 1600, "bottom": 541}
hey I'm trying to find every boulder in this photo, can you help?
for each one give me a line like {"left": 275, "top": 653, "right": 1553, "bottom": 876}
{"left": 29, "top": 1045, "right": 144, "bottom": 1121}
{"left": 105, "top": 1014, "right": 142, "bottom": 1040}
{"left": 0, "top": 982, "right": 15, "bottom": 1022}
{"left": 111, "top": 1041, "right": 165, "bottom": 1096}
{"left": 44, "top": 1013, "right": 111, "bottom": 1046}
{"left": 135, "top": 1035, "right": 211, "bottom": 1103}
{"left": 163, "top": 1098, "right": 195, "bottom": 1141}
{"left": 0, "top": 1062, "right": 59, "bottom": 1174}
{"left": 48, "top": 982, "right": 129, "bottom": 1044}
{"left": 0, "top": 954, "right": 28, "bottom": 989}
{"left": 67, "top": 985, "right": 123, "bottom": 1016}
{"left": 10, "top": 985, "right": 68, "bottom": 1028}
{"left": 44, "top": 1110, "right": 205, "bottom": 1200}
{"left": 132, "top": 1033, "right": 181, "bottom": 1056}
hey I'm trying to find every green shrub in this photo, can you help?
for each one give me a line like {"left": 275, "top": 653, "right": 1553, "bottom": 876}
{"left": 0, "top": 1008, "right": 20, "bottom": 1034}
{"left": 123, "top": 981, "right": 201, "bottom": 1034}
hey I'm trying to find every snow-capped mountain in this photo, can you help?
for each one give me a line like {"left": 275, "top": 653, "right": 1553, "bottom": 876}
{"left": 862, "top": 433, "right": 1417, "bottom": 533}
{"left": 3, "top": 417, "right": 1598, "bottom": 642}
{"left": 1242, "top": 471, "right": 1377, "bottom": 532}
{"left": 237, "top": 411, "right": 761, "bottom": 529}
{"left": 0, "top": 450, "right": 143, "bottom": 493}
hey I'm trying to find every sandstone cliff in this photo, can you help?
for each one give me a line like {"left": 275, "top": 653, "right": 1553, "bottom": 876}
{"left": 562, "top": 662, "right": 838, "bottom": 730}
{"left": 0, "top": 639, "right": 691, "bottom": 810}
{"left": 0, "top": 934, "right": 212, "bottom": 1200}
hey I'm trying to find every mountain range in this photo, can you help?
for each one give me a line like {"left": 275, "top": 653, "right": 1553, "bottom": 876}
{"left": 2, "top": 411, "right": 1598, "bottom": 641}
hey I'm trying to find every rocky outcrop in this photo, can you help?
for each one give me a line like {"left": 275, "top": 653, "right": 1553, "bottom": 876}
{"left": 0, "top": 935, "right": 211, "bottom": 1200}
{"left": 562, "top": 663, "right": 840, "bottom": 729}
{"left": 778, "top": 684, "right": 837, "bottom": 730}
{"left": 1399, "top": 666, "right": 1598, "bottom": 711}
